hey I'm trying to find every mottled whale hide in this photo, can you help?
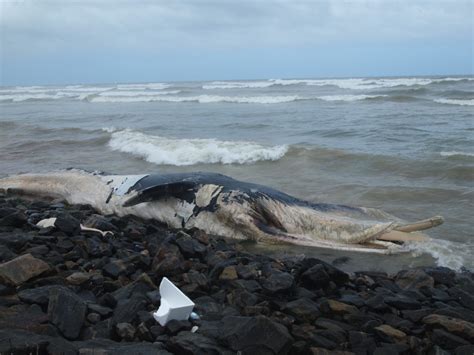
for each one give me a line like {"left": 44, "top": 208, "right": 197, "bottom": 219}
{"left": 0, "top": 170, "right": 443, "bottom": 254}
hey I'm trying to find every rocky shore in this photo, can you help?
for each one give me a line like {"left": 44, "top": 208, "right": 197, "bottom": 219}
{"left": 0, "top": 194, "right": 473, "bottom": 355}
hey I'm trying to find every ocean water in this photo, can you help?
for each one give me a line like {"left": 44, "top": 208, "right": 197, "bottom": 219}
{"left": 1, "top": 76, "right": 473, "bottom": 272}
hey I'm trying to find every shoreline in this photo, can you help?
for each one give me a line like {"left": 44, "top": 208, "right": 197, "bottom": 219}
{"left": 0, "top": 195, "right": 473, "bottom": 354}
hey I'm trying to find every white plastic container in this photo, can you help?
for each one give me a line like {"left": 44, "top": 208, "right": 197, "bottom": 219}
{"left": 153, "top": 277, "right": 195, "bottom": 326}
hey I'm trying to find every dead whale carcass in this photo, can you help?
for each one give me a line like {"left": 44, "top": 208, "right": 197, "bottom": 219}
{"left": 0, "top": 170, "right": 443, "bottom": 254}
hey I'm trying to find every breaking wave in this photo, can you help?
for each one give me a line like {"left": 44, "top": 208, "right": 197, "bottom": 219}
{"left": 317, "top": 94, "right": 386, "bottom": 102}
{"left": 89, "top": 94, "right": 305, "bottom": 104}
{"left": 116, "top": 83, "right": 170, "bottom": 90}
{"left": 107, "top": 129, "right": 289, "bottom": 165}
{"left": 202, "top": 77, "right": 474, "bottom": 90}
{"left": 440, "top": 151, "right": 474, "bottom": 157}
{"left": 433, "top": 98, "right": 474, "bottom": 106}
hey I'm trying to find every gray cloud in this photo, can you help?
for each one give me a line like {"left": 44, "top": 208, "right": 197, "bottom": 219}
{"left": 2, "top": 0, "right": 472, "bottom": 55}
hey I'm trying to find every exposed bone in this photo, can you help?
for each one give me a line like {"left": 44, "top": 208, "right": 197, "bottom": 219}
{"left": 394, "top": 216, "right": 444, "bottom": 233}
{"left": 378, "top": 230, "right": 429, "bottom": 242}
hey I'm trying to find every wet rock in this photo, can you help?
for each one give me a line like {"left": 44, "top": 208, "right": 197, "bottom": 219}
{"left": 112, "top": 295, "right": 147, "bottom": 325}
{"left": 0, "top": 253, "right": 51, "bottom": 286}
{"left": 168, "top": 331, "right": 231, "bottom": 355}
{"left": 262, "top": 270, "right": 294, "bottom": 293}
{"left": 384, "top": 295, "right": 421, "bottom": 310}
{"left": 103, "top": 259, "right": 129, "bottom": 278}
{"left": 395, "top": 269, "right": 434, "bottom": 289}
{"left": 48, "top": 286, "right": 87, "bottom": 340}
{"left": 0, "top": 245, "right": 16, "bottom": 262}
{"left": 374, "top": 324, "right": 407, "bottom": 342}
{"left": 87, "top": 312, "right": 101, "bottom": 324}
{"left": 83, "top": 214, "right": 117, "bottom": 232}
{"left": 0, "top": 303, "right": 49, "bottom": 333}
{"left": 0, "top": 210, "right": 27, "bottom": 228}
{"left": 284, "top": 298, "right": 321, "bottom": 323}
{"left": 423, "top": 314, "right": 474, "bottom": 340}
{"left": 66, "top": 271, "right": 92, "bottom": 285}
{"left": 175, "top": 231, "right": 207, "bottom": 259}
{"left": 116, "top": 322, "right": 135, "bottom": 340}
{"left": 74, "top": 338, "right": 172, "bottom": 354}
{"left": 348, "top": 331, "right": 377, "bottom": 355}
{"left": 219, "top": 315, "right": 293, "bottom": 354}
{"left": 326, "top": 299, "right": 359, "bottom": 314}
{"left": 219, "top": 265, "right": 238, "bottom": 281}
{"left": 310, "top": 348, "right": 354, "bottom": 355}
{"left": 18, "top": 285, "right": 64, "bottom": 307}
{"left": 301, "top": 264, "right": 330, "bottom": 289}
{"left": 431, "top": 329, "right": 470, "bottom": 349}
{"left": 165, "top": 320, "right": 192, "bottom": 335}
{"left": 455, "top": 345, "right": 474, "bottom": 355}
{"left": 87, "top": 303, "right": 113, "bottom": 317}
{"left": 54, "top": 213, "right": 81, "bottom": 235}
{"left": 152, "top": 243, "right": 185, "bottom": 276}
{"left": 0, "top": 329, "right": 51, "bottom": 354}
{"left": 0, "top": 234, "right": 32, "bottom": 251}
{"left": 365, "top": 294, "right": 388, "bottom": 312}
{"left": 448, "top": 288, "right": 474, "bottom": 311}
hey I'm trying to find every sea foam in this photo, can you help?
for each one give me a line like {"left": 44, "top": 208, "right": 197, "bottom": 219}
{"left": 440, "top": 151, "right": 474, "bottom": 157}
{"left": 317, "top": 94, "right": 386, "bottom": 102}
{"left": 433, "top": 98, "right": 474, "bottom": 106}
{"left": 89, "top": 94, "right": 305, "bottom": 104}
{"left": 107, "top": 129, "right": 288, "bottom": 165}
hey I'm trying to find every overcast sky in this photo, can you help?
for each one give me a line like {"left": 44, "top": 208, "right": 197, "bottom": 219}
{"left": 1, "top": 0, "right": 473, "bottom": 85}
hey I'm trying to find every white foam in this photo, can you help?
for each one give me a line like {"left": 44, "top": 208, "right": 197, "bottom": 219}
{"left": 107, "top": 129, "right": 288, "bottom": 165}
{"left": 89, "top": 94, "right": 305, "bottom": 104}
{"left": 317, "top": 94, "right": 386, "bottom": 102}
{"left": 433, "top": 98, "right": 474, "bottom": 106}
{"left": 0, "top": 92, "right": 77, "bottom": 102}
{"left": 116, "top": 83, "right": 171, "bottom": 90}
{"left": 406, "top": 238, "right": 473, "bottom": 271}
{"left": 203, "top": 81, "right": 275, "bottom": 89}
{"left": 98, "top": 90, "right": 181, "bottom": 97}
{"left": 440, "top": 151, "right": 474, "bottom": 157}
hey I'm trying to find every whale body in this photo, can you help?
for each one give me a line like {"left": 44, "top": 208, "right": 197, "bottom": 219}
{"left": 0, "top": 170, "right": 443, "bottom": 254}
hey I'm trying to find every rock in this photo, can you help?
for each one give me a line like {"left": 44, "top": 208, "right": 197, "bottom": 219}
{"left": 175, "top": 231, "right": 207, "bottom": 259}
{"left": 66, "top": 272, "right": 92, "bottom": 285}
{"left": 18, "top": 285, "right": 64, "bottom": 306}
{"left": 310, "top": 348, "right": 354, "bottom": 355}
{"left": 423, "top": 314, "right": 474, "bottom": 340}
{"left": 395, "top": 269, "right": 434, "bottom": 289}
{"left": 0, "top": 253, "right": 51, "bottom": 286}
{"left": 165, "top": 320, "right": 192, "bottom": 335}
{"left": 326, "top": 299, "right": 359, "bottom": 314}
{"left": 0, "top": 329, "right": 51, "bottom": 354}
{"left": 384, "top": 295, "right": 421, "bottom": 310}
{"left": 152, "top": 243, "right": 185, "bottom": 276}
{"left": 301, "top": 264, "right": 330, "bottom": 288}
{"left": 348, "top": 331, "right": 377, "bottom": 354}
{"left": 284, "top": 298, "right": 321, "bottom": 323}
{"left": 168, "top": 331, "right": 231, "bottom": 355}
{"left": 339, "top": 294, "right": 365, "bottom": 308}
{"left": 48, "top": 286, "right": 87, "bottom": 340}
{"left": 456, "top": 345, "right": 474, "bottom": 355}
{"left": 402, "top": 308, "right": 432, "bottom": 323}
{"left": 0, "top": 245, "right": 16, "bottom": 262}
{"left": 54, "top": 213, "right": 81, "bottom": 235}
{"left": 262, "top": 270, "right": 294, "bottom": 293}
{"left": 87, "top": 312, "right": 101, "bottom": 324}
{"left": 425, "top": 267, "right": 456, "bottom": 286}
{"left": 365, "top": 294, "right": 389, "bottom": 311}
{"left": 112, "top": 295, "right": 147, "bottom": 325}
{"left": 219, "top": 315, "right": 293, "bottom": 354}
{"left": 116, "top": 322, "right": 135, "bottom": 340}
{"left": 74, "top": 338, "right": 172, "bottom": 354}
{"left": 0, "top": 233, "right": 32, "bottom": 250}
{"left": 219, "top": 266, "right": 238, "bottom": 281}
{"left": 448, "top": 288, "right": 474, "bottom": 311}
{"left": 431, "top": 329, "right": 470, "bottom": 350}
{"left": 103, "top": 259, "right": 129, "bottom": 278}
{"left": 0, "top": 303, "right": 49, "bottom": 333}
{"left": 0, "top": 211, "right": 27, "bottom": 228}
{"left": 87, "top": 303, "right": 113, "bottom": 317}
{"left": 83, "top": 214, "right": 117, "bottom": 232}
{"left": 374, "top": 324, "right": 407, "bottom": 342}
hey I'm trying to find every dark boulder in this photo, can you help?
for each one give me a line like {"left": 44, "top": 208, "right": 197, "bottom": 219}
{"left": 48, "top": 286, "right": 87, "bottom": 340}
{"left": 262, "top": 270, "right": 294, "bottom": 293}
{"left": 0, "top": 253, "right": 51, "bottom": 286}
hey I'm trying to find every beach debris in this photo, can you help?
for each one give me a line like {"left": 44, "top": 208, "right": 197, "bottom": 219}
{"left": 36, "top": 217, "right": 114, "bottom": 237}
{"left": 153, "top": 277, "right": 195, "bottom": 326}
